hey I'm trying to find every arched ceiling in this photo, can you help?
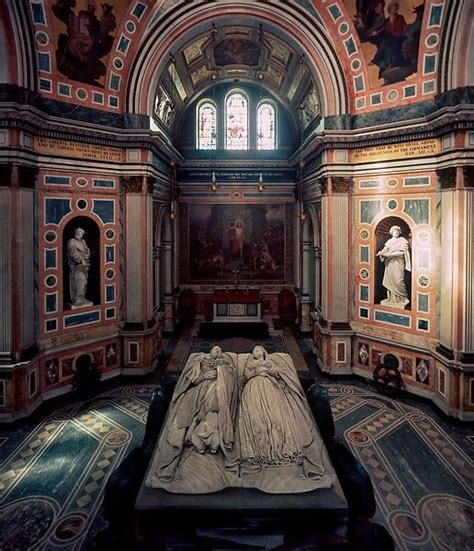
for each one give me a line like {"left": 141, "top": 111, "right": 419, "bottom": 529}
{"left": 152, "top": 23, "right": 321, "bottom": 133}
{"left": 3, "top": 0, "right": 470, "bottom": 137}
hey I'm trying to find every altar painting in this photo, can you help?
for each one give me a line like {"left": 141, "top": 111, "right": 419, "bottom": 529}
{"left": 188, "top": 204, "right": 288, "bottom": 281}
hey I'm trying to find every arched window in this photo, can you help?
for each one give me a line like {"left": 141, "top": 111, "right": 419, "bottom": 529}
{"left": 225, "top": 92, "right": 248, "bottom": 150}
{"left": 257, "top": 102, "right": 276, "bottom": 150}
{"left": 197, "top": 101, "right": 217, "bottom": 150}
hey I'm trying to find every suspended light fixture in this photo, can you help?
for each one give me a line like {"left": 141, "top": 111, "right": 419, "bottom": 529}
{"left": 257, "top": 172, "right": 265, "bottom": 193}
{"left": 211, "top": 171, "right": 218, "bottom": 192}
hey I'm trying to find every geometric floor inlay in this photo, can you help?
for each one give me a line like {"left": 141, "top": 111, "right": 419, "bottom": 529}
{"left": 0, "top": 383, "right": 472, "bottom": 549}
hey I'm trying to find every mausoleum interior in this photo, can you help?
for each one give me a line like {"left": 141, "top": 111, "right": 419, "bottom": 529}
{"left": 0, "top": 0, "right": 473, "bottom": 549}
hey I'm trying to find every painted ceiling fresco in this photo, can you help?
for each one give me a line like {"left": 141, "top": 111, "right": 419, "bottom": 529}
{"left": 343, "top": 0, "right": 425, "bottom": 87}
{"left": 154, "top": 25, "right": 320, "bottom": 130}
{"left": 26, "top": 0, "right": 445, "bottom": 119}
{"left": 50, "top": 0, "right": 131, "bottom": 87}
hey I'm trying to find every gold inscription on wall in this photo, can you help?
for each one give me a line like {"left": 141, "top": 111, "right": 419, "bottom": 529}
{"left": 35, "top": 137, "right": 123, "bottom": 162}
{"left": 351, "top": 139, "right": 440, "bottom": 163}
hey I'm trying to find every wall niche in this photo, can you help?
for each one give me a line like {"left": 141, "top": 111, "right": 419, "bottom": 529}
{"left": 374, "top": 217, "right": 412, "bottom": 309}
{"left": 62, "top": 217, "right": 100, "bottom": 309}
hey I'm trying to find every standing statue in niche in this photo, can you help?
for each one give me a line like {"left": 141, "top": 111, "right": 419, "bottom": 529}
{"left": 67, "top": 227, "right": 92, "bottom": 308}
{"left": 376, "top": 225, "right": 411, "bottom": 308}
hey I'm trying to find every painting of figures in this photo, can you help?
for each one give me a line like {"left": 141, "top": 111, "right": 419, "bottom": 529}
{"left": 345, "top": 0, "right": 425, "bottom": 86}
{"left": 213, "top": 39, "right": 262, "bottom": 67}
{"left": 188, "top": 204, "right": 287, "bottom": 281}
{"left": 50, "top": 0, "right": 130, "bottom": 86}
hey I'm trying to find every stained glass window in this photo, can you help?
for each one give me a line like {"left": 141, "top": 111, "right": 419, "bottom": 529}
{"left": 197, "top": 102, "right": 217, "bottom": 150}
{"left": 225, "top": 92, "right": 248, "bottom": 150}
{"left": 257, "top": 103, "right": 276, "bottom": 150}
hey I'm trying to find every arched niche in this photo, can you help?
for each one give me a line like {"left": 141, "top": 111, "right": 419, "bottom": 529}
{"left": 374, "top": 217, "right": 412, "bottom": 309}
{"left": 301, "top": 212, "right": 316, "bottom": 303}
{"left": 62, "top": 217, "right": 100, "bottom": 309}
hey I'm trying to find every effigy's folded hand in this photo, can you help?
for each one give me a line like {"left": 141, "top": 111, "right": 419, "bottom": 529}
{"left": 203, "top": 369, "right": 217, "bottom": 380}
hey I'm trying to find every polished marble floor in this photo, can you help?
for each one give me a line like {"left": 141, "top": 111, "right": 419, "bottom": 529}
{"left": 0, "top": 330, "right": 472, "bottom": 550}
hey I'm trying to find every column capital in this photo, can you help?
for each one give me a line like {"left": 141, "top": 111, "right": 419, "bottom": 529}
{"left": 123, "top": 175, "right": 144, "bottom": 193}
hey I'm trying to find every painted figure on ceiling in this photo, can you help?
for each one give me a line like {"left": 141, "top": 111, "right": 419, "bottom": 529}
{"left": 376, "top": 225, "right": 411, "bottom": 307}
{"left": 52, "top": 0, "right": 117, "bottom": 86}
{"left": 353, "top": 0, "right": 425, "bottom": 84}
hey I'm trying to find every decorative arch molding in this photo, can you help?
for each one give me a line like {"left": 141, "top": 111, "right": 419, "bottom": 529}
{"left": 439, "top": 0, "right": 474, "bottom": 92}
{"left": 126, "top": 1, "right": 349, "bottom": 118}
{"left": 302, "top": 204, "right": 321, "bottom": 248}
{"left": 2, "top": 0, "right": 37, "bottom": 89}
{"left": 155, "top": 203, "right": 173, "bottom": 247}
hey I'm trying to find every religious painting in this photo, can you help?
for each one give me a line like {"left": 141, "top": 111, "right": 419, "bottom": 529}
{"left": 186, "top": 203, "right": 290, "bottom": 282}
{"left": 105, "top": 343, "right": 117, "bottom": 366}
{"left": 45, "top": 359, "right": 59, "bottom": 386}
{"left": 214, "top": 39, "right": 261, "bottom": 67}
{"left": 50, "top": 0, "right": 130, "bottom": 86}
{"left": 344, "top": 0, "right": 425, "bottom": 86}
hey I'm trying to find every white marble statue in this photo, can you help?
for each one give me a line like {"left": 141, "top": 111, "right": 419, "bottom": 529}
{"left": 376, "top": 225, "right": 411, "bottom": 308}
{"left": 67, "top": 227, "right": 92, "bottom": 308}
{"left": 146, "top": 346, "right": 335, "bottom": 494}
{"left": 237, "top": 346, "right": 333, "bottom": 492}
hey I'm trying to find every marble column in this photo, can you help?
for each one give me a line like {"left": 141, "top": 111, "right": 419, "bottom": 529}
{"left": 154, "top": 245, "right": 161, "bottom": 312}
{"left": 316, "top": 177, "right": 353, "bottom": 374}
{"left": 122, "top": 176, "right": 156, "bottom": 373}
{"left": 0, "top": 165, "right": 36, "bottom": 360}
{"left": 300, "top": 240, "right": 312, "bottom": 331}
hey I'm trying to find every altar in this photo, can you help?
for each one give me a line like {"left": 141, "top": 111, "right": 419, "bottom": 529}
{"left": 211, "top": 287, "right": 261, "bottom": 322}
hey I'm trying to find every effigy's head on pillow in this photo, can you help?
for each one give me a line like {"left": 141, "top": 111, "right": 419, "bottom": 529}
{"left": 209, "top": 345, "right": 223, "bottom": 358}
{"left": 251, "top": 345, "right": 267, "bottom": 360}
